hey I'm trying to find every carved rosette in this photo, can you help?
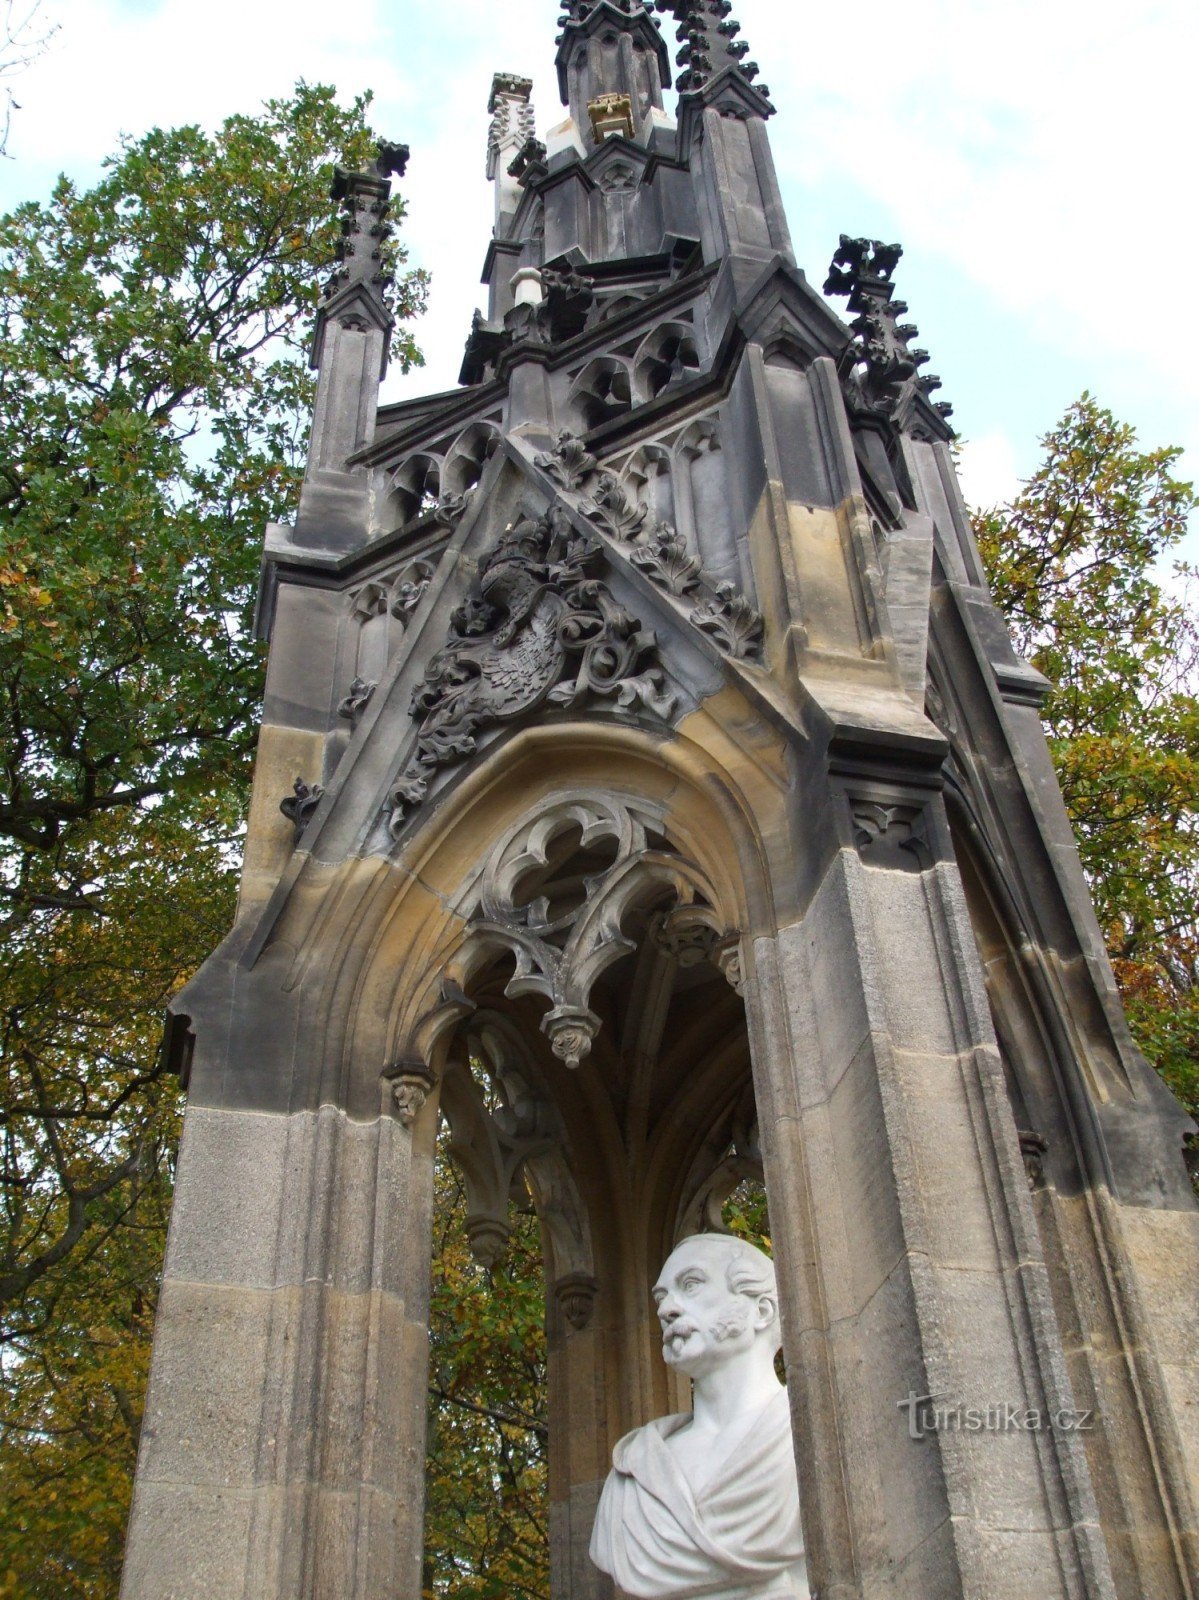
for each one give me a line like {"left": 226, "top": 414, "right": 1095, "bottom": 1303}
{"left": 387, "top": 508, "right": 676, "bottom": 831}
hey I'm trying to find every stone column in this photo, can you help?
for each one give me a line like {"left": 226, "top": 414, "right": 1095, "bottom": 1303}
{"left": 746, "top": 773, "right": 1116, "bottom": 1600}
{"left": 120, "top": 1081, "right": 438, "bottom": 1599}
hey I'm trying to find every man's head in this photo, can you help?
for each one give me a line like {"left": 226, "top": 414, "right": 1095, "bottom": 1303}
{"left": 652, "top": 1234, "right": 781, "bottom": 1380}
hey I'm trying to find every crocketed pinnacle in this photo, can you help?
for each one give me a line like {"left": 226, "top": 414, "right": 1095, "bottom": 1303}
{"left": 321, "top": 141, "right": 409, "bottom": 312}
{"left": 823, "top": 236, "right": 953, "bottom": 429}
{"left": 654, "top": 0, "right": 771, "bottom": 107}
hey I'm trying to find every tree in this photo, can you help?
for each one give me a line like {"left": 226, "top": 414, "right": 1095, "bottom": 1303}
{"left": 424, "top": 1129, "right": 549, "bottom": 1600}
{"left": 973, "top": 395, "right": 1199, "bottom": 1135}
{"left": 0, "top": 84, "right": 425, "bottom": 1594}
{"left": 0, "top": 2, "right": 57, "bottom": 156}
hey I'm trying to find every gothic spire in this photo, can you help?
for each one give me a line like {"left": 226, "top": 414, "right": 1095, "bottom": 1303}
{"left": 654, "top": 0, "right": 772, "bottom": 113}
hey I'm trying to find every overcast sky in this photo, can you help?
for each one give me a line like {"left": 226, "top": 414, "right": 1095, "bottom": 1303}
{"left": 3, "top": 0, "right": 1196, "bottom": 551}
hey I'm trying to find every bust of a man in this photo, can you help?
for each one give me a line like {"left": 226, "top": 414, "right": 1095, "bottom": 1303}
{"left": 590, "top": 1234, "right": 809, "bottom": 1600}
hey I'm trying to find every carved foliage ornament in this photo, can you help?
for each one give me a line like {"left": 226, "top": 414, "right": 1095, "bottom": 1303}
{"left": 280, "top": 777, "right": 324, "bottom": 839}
{"left": 388, "top": 508, "right": 675, "bottom": 832}
{"left": 534, "top": 433, "right": 765, "bottom": 663}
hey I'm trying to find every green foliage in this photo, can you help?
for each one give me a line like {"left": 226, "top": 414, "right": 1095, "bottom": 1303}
{"left": 974, "top": 395, "right": 1199, "bottom": 1125}
{"left": 424, "top": 1127, "right": 548, "bottom": 1600}
{"left": 0, "top": 83, "right": 425, "bottom": 1592}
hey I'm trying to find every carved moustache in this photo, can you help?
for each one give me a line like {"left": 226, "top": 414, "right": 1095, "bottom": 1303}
{"left": 661, "top": 1301, "right": 753, "bottom": 1351}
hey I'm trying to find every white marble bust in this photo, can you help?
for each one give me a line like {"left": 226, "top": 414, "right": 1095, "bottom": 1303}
{"left": 590, "top": 1233, "right": 810, "bottom": 1600}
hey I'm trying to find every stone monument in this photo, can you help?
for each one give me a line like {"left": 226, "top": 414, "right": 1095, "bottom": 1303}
{"left": 591, "top": 1234, "right": 808, "bottom": 1599}
{"left": 120, "top": 3, "right": 1199, "bottom": 1598}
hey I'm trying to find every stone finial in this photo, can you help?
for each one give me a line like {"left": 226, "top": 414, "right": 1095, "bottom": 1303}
{"left": 823, "top": 235, "right": 954, "bottom": 433}
{"left": 321, "top": 141, "right": 409, "bottom": 317}
{"left": 654, "top": 0, "right": 772, "bottom": 112}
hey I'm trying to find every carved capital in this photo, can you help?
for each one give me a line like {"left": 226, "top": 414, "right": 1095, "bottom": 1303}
{"left": 466, "top": 1213, "right": 511, "bottom": 1268}
{"left": 385, "top": 1062, "right": 437, "bottom": 1129}
{"left": 554, "top": 1271, "right": 600, "bottom": 1332}
{"left": 850, "top": 798, "right": 930, "bottom": 872}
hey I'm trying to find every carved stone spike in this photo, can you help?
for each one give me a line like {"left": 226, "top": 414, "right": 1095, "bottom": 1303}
{"left": 850, "top": 798, "right": 929, "bottom": 872}
{"left": 824, "top": 234, "right": 954, "bottom": 435}
{"left": 693, "top": 581, "right": 764, "bottom": 660}
{"left": 534, "top": 430, "right": 599, "bottom": 490}
{"left": 280, "top": 777, "right": 324, "bottom": 837}
{"left": 541, "top": 1005, "right": 602, "bottom": 1070}
{"left": 554, "top": 1271, "right": 600, "bottom": 1332}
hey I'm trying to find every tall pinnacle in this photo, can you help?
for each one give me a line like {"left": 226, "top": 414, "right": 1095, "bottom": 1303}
{"left": 654, "top": 0, "right": 772, "bottom": 111}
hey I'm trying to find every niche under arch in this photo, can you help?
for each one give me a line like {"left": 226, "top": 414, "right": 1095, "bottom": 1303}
{"left": 415, "top": 789, "right": 771, "bottom": 1600}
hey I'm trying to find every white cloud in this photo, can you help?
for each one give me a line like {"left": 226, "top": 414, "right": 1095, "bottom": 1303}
{"left": 757, "top": 0, "right": 1197, "bottom": 401}
{"left": 956, "top": 431, "right": 1023, "bottom": 511}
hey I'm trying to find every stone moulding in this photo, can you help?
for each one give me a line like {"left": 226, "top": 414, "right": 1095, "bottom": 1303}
{"left": 532, "top": 432, "right": 765, "bottom": 663}
{"left": 386, "top": 506, "right": 676, "bottom": 835}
